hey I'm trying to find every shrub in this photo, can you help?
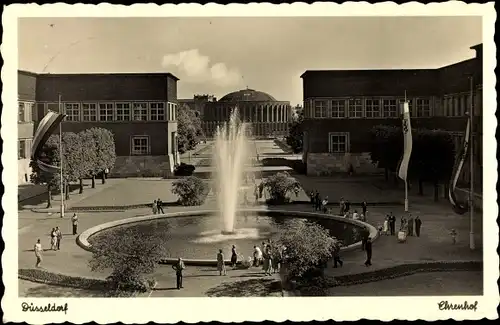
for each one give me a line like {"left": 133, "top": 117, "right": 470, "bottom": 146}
{"left": 172, "top": 176, "right": 209, "bottom": 206}
{"left": 262, "top": 171, "right": 301, "bottom": 204}
{"left": 272, "top": 219, "right": 335, "bottom": 281}
{"left": 88, "top": 226, "right": 169, "bottom": 293}
{"left": 174, "top": 163, "right": 196, "bottom": 176}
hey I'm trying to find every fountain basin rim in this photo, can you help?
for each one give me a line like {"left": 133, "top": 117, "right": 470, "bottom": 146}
{"left": 76, "top": 208, "right": 379, "bottom": 266}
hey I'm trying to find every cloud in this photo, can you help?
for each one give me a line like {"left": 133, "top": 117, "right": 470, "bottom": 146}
{"left": 162, "top": 49, "right": 242, "bottom": 87}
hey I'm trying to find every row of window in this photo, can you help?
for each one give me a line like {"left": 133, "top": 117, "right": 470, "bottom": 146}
{"left": 307, "top": 98, "right": 432, "bottom": 119}
{"left": 43, "top": 101, "right": 178, "bottom": 122}
{"left": 18, "top": 102, "right": 34, "bottom": 123}
{"left": 18, "top": 139, "right": 32, "bottom": 159}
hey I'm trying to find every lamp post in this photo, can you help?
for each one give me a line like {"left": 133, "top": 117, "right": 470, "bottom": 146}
{"left": 58, "top": 94, "right": 65, "bottom": 218}
{"left": 468, "top": 76, "right": 475, "bottom": 250}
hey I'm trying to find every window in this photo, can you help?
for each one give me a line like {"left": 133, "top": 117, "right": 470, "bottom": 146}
{"left": 133, "top": 103, "right": 148, "bottom": 121}
{"left": 18, "top": 140, "right": 26, "bottom": 159}
{"left": 64, "top": 103, "right": 80, "bottom": 121}
{"left": 131, "top": 136, "right": 149, "bottom": 155}
{"left": 415, "top": 99, "right": 431, "bottom": 117}
{"left": 348, "top": 98, "right": 363, "bottom": 118}
{"left": 150, "top": 102, "right": 166, "bottom": 121}
{"left": 18, "top": 102, "right": 25, "bottom": 122}
{"left": 330, "top": 99, "right": 346, "bottom": 118}
{"left": 99, "top": 103, "right": 114, "bottom": 121}
{"left": 328, "top": 132, "right": 349, "bottom": 153}
{"left": 365, "top": 99, "right": 381, "bottom": 118}
{"left": 82, "top": 103, "right": 97, "bottom": 121}
{"left": 382, "top": 99, "right": 398, "bottom": 118}
{"left": 314, "top": 100, "right": 327, "bottom": 118}
{"left": 116, "top": 103, "right": 131, "bottom": 121}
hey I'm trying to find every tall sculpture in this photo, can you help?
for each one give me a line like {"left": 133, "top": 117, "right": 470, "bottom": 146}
{"left": 31, "top": 111, "right": 66, "bottom": 173}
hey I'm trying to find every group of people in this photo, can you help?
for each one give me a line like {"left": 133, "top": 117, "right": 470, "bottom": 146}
{"left": 252, "top": 241, "right": 283, "bottom": 275}
{"left": 310, "top": 190, "right": 329, "bottom": 213}
{"left": 309, "top": 192, "right": 369, "bottom": 222}
{"left": 151, "top": 198, "right": 165, "bottom": 214}
{"left": 33, "top": 213, "right": 79, "bottom": 268}
{"left": 380, "top": 213, "right": 423, "bottom": 238}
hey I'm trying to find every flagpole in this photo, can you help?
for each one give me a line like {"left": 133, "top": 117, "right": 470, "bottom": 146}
{"left": 404, "top": 91, "right": 409, "bottom": 212}
{"left": 59, "top": 94, "right": 65, "bottom": 218}
{"left": 468, "top": 76, "right": 475, "bottom": 250}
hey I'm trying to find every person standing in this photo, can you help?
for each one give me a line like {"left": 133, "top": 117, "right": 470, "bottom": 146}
{"left": 55, "top": 227, "right": 62, "bottom": 250}
{"left": 339, "top": 197, "right": 345, "bottom": 215}
{"left": 344, "top": 200, "right": 351, "bottom": 214}
{"left": 34, "top": 239, "right": 43, "bottom": 268}
{"left": 333, "top": 240, "right": 343, "bottom": 268}
{"left": 217, "top": 249, "right": 227, "bottom": 276}
{"left": 361, "top": 227, "right": 370, "bottom": 251}
{"left": 407, "top": 215, "right": 414, "bottom": 236}
{"left": 50, "top": 228, "right": 57, "bottom": 250}
{"left": 383, "top": 217, "right": 389, "bottom": 236}
{"left": 152, "top": 200, "right": 158, "bottom": 214}
{"left": 361, "top": 200, "right": 367, "bottom": 216}
{"left": 157, "top": 198, "right": 165, "bottom": 214}
{"left": 314, "top": 191, "right": 321, "bottom": 211}
{"left": 230, "top": 245, "right": 238, "bottom": 268}
{"left": 322, "top": 196, "right": 329, "bottom": 213}
{"left": 352, "top": 210, "right": 359, "bottom": 220}
{"left": 390, "top": 213, "right": 396, "bottom": 236}
{"left": 262, "top": 246, "right": 272, "bottom": 275}
{"left": 415, "top": 216, "right": 422, "bottom": 237}
{"left": 172, "top": 258, "right": 185, "bottom": 289}
{"left": 71, "top": 213, "right": 79, "bottom": 235}
{"left": 364, "top": 237, "right": 373, "bottom": 267}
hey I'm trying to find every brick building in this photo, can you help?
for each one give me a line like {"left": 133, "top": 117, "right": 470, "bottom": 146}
{"left": 301, "top": 44, "right": 483, "bottom": 185}
{"left": 197, "top": 88, "right": 292, "bottom": 138}
{"left": 17, "top": 71, "right": 180, "bottom": 178}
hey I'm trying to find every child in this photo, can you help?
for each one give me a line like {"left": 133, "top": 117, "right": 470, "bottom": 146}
{"left": 450, "top": 229, "right": 458, "bottom": 244}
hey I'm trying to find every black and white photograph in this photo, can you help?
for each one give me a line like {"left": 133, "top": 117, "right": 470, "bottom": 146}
{"left": 2, "top": 2, "right": 498, "bottom": 323}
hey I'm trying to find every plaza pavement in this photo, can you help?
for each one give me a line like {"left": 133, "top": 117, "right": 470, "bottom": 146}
{"left": 17, "top": 139, "right": 483, "bottom": 296}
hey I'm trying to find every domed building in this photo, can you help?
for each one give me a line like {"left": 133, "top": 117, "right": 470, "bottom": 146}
{"left": 202, "top": 88, "right": 291, "bottom": 138}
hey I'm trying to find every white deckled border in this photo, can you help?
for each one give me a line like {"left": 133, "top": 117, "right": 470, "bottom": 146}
{"left": 2, "top": 2, "right": 498, "bottom": 324}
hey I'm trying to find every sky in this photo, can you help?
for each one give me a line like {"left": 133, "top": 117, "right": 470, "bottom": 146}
{"left": 18, "top": 17, "right": 482, "bottom": 106}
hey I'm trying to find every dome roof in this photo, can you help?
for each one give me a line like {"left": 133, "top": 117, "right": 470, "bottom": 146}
{"left": 219, "top": 88, "right": 277, "bottom": 102}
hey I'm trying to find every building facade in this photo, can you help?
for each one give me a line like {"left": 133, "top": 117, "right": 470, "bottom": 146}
{"left": 18, "top": 71, "right": 37, "bottom": 184}
{"left": 17, "top": 71, "right": 180, "bottom": 178}
{"left": 200, "top": 88, "right": 291, "bottom": 138}
{"left": 301, "top": 44, "right": 483, "bottom": 185}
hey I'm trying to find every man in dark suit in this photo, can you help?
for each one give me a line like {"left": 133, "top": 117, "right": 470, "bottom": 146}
{"left": 364, "top": 237, "right": 373, "bottom": 267}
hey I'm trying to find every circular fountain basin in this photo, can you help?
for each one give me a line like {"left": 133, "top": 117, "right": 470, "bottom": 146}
{"left": 78, "top": 209, "right": 378, "bottom": 266}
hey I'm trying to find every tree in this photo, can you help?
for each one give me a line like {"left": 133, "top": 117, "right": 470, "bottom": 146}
{"left": 87, "top": 128, "right": 116, "bottom": 187}
{"left": 29, "top": 136, "right": 60, "bottom": 208}
{"left": 368, "top": 125, "right": 403, "bottom": 181}
{"left": 61, "top": 132, "right": 86, "bottom": 196}
{"left": 77, "top": 130, "right": 98, "bottom": 193}
{"left": 172, "top": 176, "right": 209, "bottom": 206}
{"left": 272, "top": 219, "right": 335, "bottom": 280}
{"left": 261, "top": 171, "right": 301, "bottom": 204}
{"left": 177, "top": 104, "right": 202, "bottom": 154}
{"left": 89, "top": 226, "right": 169, "bottom": 293}
{"left": 286, "top": 105, "right": 304, "bottom": 153}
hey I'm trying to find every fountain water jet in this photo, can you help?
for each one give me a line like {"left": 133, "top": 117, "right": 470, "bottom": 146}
{"left": 213, "top": 109, "right": 251, "bottom": 234}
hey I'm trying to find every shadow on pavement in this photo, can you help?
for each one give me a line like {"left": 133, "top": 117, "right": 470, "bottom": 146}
{"left": 204, "top": 278, "right": 281, "bottom": 297}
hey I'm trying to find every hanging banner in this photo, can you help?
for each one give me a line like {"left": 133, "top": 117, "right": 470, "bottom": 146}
{"left": 398, "top": 102, "right": 413, "bottom": 181}
{"left": 448, "top": 118, "right": 471, "bottom": 215}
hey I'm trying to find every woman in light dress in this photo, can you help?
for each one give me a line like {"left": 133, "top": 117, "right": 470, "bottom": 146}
{"left": 50, "top": 228, "right": 57, "bottom": 250}
{"left": 262, "top": 245, "right": 273, "bottom": 275}
{"left": 152, "top": 200, "right": 158, "bottom": 214}
{"left": 217, "top": 249, "right": 227, "bottom": 276}
{"left": 383, "top": 217, "right": 389, "bottom": 235}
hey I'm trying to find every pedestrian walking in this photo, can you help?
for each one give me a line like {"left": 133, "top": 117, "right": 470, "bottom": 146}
{"left": 55, "top": 226, "right": 62, "bottom": 250}
{"left": 339, "top": 197, "right": 345, "bottom": 215}
{"left": 361, "top": 227, "right": 370, "bottom": 251}
{"left": 364, "top": 237, "right": 373, "bottom": 267}
{"left": 333, "top": 240, "right": 343, "bottom": 268}
{"left": 157, "top": 198, "right": 165, "bottom": 214}
{"left": 71, "top": 213, "right": 78, "bottom": 235}
{"left": 450, "top": 229, "right": 458, "bottom": 244}
{"left": 34, "top": 239, "right": 43, "bottom": 268}
{"left": 172, "top": 257, "right": 185, "bottom": 289}
{"left": 217, "top": 249, "right": 227, "bottom": 276}
{"left": 415, "top": 216, "right": 422, "bottom": 237}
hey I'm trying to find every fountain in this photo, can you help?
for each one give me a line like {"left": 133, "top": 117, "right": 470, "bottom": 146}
{"left": 212, "top": 109, "right": 251, "bottom": 235}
